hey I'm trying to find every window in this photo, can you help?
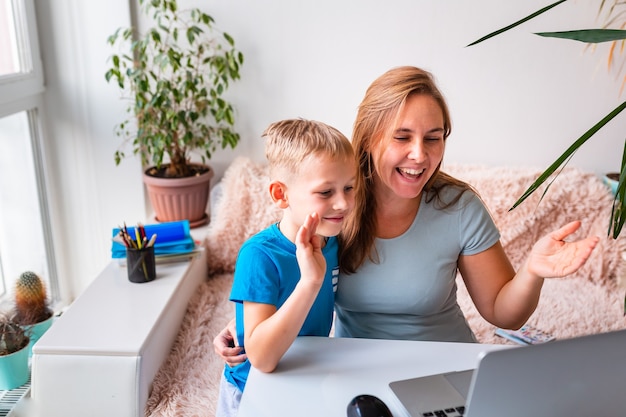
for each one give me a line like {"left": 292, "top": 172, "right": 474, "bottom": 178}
{"left": 0, "top": 0, "right": 58, "bottom": 303}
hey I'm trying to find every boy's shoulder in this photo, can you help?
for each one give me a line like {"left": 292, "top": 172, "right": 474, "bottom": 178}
{"left": 237, "top": 223, "right": 287, "bottom": 257}
{"left": 242, "top": 223, "right": 280, "bottom": 246}
{"left": 237, "top": 223, "right": 339, "bottom": 260}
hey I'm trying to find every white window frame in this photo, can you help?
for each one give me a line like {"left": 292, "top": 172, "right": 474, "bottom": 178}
{"left": 0, "top": 0, "right": 59, "bottom": 304}
{"left": 0, "top": 0, "right": 43, "bottom": 107}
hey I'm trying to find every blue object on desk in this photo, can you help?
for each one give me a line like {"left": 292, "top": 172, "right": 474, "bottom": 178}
{"left": 111, "top": 220, "right": 195, "bottom": 258}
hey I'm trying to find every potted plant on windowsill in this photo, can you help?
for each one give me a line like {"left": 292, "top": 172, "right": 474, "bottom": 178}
{"left": 0, "top": 314, "right": 30, "bottom": 390}
{"left": 11, "top": 271, "right": 54, "bottom": 357}
{"left": 105, "top": 0, "right": 244, "bottom": 227}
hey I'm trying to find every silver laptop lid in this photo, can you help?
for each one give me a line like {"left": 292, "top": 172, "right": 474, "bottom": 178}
{"left": 465, "top": 329, "right": 626, "bottom": 417}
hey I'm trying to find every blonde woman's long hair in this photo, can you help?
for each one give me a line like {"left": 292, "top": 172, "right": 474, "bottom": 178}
{"left": 340, "top": 66, "right": 471, "bottom": 274}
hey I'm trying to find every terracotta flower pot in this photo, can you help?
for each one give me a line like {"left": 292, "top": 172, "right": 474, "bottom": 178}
{"left": 143, "top": 164, "right": 214, "bottom": 228}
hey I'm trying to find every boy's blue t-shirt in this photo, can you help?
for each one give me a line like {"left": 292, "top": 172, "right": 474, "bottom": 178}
{"left": 224, "top": 223, "right": 339, "bottom": 391}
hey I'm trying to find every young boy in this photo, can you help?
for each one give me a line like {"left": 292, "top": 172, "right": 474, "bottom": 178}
{"left": 216, "top": 119, "right": 356, "bottom": 416}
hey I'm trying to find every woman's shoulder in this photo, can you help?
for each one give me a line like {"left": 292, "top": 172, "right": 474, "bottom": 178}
{"left": 427, "top": 171, "right": 479, "bottom": 209}
{"left": 435, "top": 170, "right": 473, "bottom": 191}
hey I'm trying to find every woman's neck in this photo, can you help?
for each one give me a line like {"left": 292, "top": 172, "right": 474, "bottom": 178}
{"left": 375, "top": 192, "right": 421, "bottom": 239}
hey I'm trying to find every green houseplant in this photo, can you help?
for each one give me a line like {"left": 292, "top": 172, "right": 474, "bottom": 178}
{"left": 467, "top": 0, "right": 626, "bottom": 238}
{"left": 105, "top": 0, "right": 244, "bottom": 226}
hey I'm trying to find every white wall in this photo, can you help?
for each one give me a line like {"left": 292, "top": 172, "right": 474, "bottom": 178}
{"left": 36, "top": 0, "right": 625, "bottom": 298}
{"left": 35, "top": 0, "right": 145, "bottom": 299}
{"left": 199, "top": 0, "right": 623, "bottom": 177}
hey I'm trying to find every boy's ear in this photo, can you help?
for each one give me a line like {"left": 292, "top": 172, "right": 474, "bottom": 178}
{"left": 269, "top": 181, "right": 289, "bottom": 208}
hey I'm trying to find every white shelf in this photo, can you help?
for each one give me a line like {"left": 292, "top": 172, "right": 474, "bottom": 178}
{"left": 28, "top": 248, "right": 207, "bottom": 417}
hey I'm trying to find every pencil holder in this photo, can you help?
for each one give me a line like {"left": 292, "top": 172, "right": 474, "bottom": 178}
{"left": 126, "top": 246, "right": 156, "bottom": 283}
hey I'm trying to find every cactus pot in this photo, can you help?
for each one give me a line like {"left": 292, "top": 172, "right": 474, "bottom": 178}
{"left": 142, "top": 163, "right": 214, "bottom": 228}
{"left": 0, "top": 340, "right": 30, "bottom": 390}
{"left": 603, "top": 172, "right": 619, "bottom": 196}
{"left": 22, "top": 314, "right": 53, "bottom": 357}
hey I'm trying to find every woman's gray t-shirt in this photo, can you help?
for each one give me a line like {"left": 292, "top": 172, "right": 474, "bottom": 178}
{"left": 334, "top": 187, "right": 500, "bottom": 343}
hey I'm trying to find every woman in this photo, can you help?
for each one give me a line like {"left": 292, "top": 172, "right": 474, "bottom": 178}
{"left": 214, "top": 66, "right": 599, "bottom": 361}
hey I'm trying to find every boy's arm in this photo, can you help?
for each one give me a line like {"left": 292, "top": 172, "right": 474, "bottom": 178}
{"left": 243, "top": 212, "right": 326, "bottom": 373}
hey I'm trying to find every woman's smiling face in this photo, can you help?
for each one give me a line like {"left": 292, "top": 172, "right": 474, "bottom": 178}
{"left": 372, "top": 93, "right": 446, "bottom": 201}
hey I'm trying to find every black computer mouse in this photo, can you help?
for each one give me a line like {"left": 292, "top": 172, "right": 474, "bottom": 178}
{"left": 347, "top": 394, "right": 393, "bottom": 417}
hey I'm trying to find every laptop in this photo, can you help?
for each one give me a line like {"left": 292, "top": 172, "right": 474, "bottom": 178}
{"left": 389, "top": 329, "right": 626, "bottom": 417}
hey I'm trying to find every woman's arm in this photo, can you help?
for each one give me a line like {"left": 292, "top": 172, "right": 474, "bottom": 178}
{"left": 460, "top": 220, "right": 599, "bottom": 329}
{"left": 213, "top": 318, "right": 247, "bottom": 367}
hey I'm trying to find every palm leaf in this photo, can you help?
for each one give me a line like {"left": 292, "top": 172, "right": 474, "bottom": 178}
{"left": 510, "top": 101, "right": 626, "bottom": 218}
{"left": 467, "top": 1, "right": 626, "bottom": 237}
{"left": 609, "top": 142, "right": 626, "bottom": 238}
{"left": 535, "top": 29, "right": 626, "bottom": 43}
{"left": 466, "top": 0, "right": 569, "bottom": 47}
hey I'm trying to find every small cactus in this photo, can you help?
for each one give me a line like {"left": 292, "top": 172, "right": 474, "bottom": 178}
{"left": 13, "top": 271, "right": 53, "bottom": 325}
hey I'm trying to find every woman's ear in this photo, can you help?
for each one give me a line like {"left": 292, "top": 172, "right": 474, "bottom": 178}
{"left": 269, "top": 181, "right": 289, "bottom": 209}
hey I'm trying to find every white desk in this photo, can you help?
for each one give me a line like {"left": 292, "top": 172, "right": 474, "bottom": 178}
{"left": 238, "top": 337, "right": 506, "bottom": 417}
{"left": 29, "top": 249, "right": 207, "bottom": 417}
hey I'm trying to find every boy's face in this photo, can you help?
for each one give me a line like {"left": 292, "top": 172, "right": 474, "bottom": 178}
{"left": 281, "top": 154, "right": 356, "bottom": 238}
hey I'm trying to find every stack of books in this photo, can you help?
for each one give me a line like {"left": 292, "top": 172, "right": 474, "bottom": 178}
{"left": 111, "top": 220, "right": 198, "bottom": 263}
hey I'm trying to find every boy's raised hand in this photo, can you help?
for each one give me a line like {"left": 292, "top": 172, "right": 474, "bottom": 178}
{"left": 295, "top": 212, "right": 326, "bottom": 286}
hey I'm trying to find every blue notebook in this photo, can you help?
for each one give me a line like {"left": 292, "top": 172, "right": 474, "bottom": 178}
{"left": 111, "top": 220, "right": 195, "bottom": 258}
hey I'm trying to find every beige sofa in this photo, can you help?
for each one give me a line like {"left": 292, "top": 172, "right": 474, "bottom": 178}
{"left": 145, "top": 157, "right": 626, "bottom": 417}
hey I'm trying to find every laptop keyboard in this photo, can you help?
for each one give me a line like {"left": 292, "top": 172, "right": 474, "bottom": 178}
{"left": 422, "top": 406, "right": 465, "bottom": 416}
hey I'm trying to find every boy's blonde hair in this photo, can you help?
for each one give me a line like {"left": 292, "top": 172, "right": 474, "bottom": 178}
{"left": 263, "top": 119, "right": 354, "bottom": 180}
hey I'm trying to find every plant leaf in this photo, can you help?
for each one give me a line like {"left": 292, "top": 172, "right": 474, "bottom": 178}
{"left": 535, "top": 29, "right": 626, "bottom": 43}
{"left": 466, "top": 0, "right": 569, "bottom": 47}
{"left": 510, "top": 100, "right": 626, "bottom": 211}
{"left": 609, "top": 141, "right": 626, "bottom": 238}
